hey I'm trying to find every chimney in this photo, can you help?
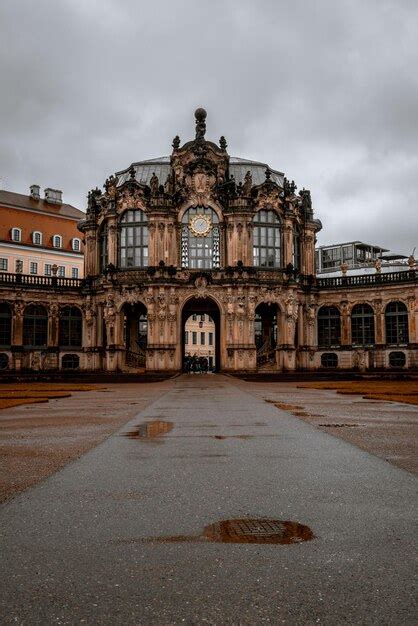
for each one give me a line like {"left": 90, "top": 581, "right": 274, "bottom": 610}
{"left": 44, "top": 188, "right": 63, "bottom": 204}
{"left": 30, "top": 184, "right": 40, "bottom": 200}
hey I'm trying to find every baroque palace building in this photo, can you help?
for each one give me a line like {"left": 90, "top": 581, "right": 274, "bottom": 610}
{"left": 0, "top": 108, "right": 416, "bottom": 373}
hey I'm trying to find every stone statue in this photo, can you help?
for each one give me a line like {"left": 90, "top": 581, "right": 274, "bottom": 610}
{"left": 150, "top": 172, "right": 159, "bottom": 196}
{"left": 195, "top": 107, "right": 207, "bottom": 140}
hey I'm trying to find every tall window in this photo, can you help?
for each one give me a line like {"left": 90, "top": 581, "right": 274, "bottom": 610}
{"left": 99, "top": 223, "right": 108, "bottom": 271}
{"left": 318, "top": 306, "right": 341, "bottom": 347}
{"left": 59, "top": 306, "right": 82, "bottom": 347}
{"left": 29, "top": 262, "right": 38, "bottom": 275}
{"left": 119, "top": 209, "right": 148, "bottom": 267}
{"left": 181, "top": 206, "right": 220, "bottom": 269}
{"left": 71, "top": 267, "right": 79, "bottom": 279}
{"left": 351, "top": 304, "right": 375, "bottom": 345}
{"left": 23, "top": 305, "right": 48, "bottom": 347}
{"left": 253, "top": 210, "right": 281, "bottom": 267}
{"left": 385, "top": 302, "right": 409, "bottom": 345}
{"left": 0, "top": 303, "right": 12, "bottom": 346}
{"left": 0, "top": 259, "right": 8, "bottom": 272}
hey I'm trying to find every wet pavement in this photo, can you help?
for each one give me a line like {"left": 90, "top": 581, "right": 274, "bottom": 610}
{"left": 0, "top": 374, "right": 416, "bottom": 624}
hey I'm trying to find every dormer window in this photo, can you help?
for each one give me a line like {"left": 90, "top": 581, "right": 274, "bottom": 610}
{"left": 53, "top": 234, "right": 62, "bottom": 248}
{"left": 11, "top": 228, "right": 22, "bottom": 242}
{"left": 72, "top": 237, "right": 81, "bottom": 251}
{"left": 33, "top": 231, "right": 42, "bottom": 245}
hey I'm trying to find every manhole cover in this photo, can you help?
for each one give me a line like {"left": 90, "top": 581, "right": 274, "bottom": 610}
{"left": 203, "top": 518, "right": 313, "bottom": 544}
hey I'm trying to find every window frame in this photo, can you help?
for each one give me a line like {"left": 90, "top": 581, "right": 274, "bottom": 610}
{"left": 59, "top": 306, "right": 83, "bottom": 348}
{"left": 119, "top": 209, "right": 148, "bottom": 268}
{"left": 32, "top": 231, "right": 42, "bottom": 245}
{"left": 52, "top": 234, "right": 62, "bottom": 248}
{"left": 253, "top": 209, "right": 282, "bottom": 268}
{"left": 351, "top": 303, "right": 375, "bottom": 346}
{"left": 23, "top": 304, "right": 48, "bottom": 348}
{"left": 385, "top": 301, "right": 409, "bottom": 345}
{"left": 318, "top": 306, "right": 341, "bottom": 347}
{"left": 72, "top": 238, "right": 81, "bottom": 252}
{"left": 11, "top": 227, "right": 22, "bottom": 242}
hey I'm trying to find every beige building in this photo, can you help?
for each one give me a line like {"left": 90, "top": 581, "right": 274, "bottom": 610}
{"left": 184, "top": 314, "right": 216, "bottom": 369}
{"left": 0, "top": 108, "right": 416, "bottom": 374}
{"left": 0, "top": 185, "right": 84, "bottom": 280}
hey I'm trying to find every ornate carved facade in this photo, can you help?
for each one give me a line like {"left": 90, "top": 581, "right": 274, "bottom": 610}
{"left": 0, "top": 109, "right": 417, "bottom": 373}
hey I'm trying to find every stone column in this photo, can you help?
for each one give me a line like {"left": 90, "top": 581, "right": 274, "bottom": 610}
{"left": 407, "top": 296, "right": 416, "bottom": 344}
{"left": 302, "top": 228, "right": 316, "bottom": 275}
{"left": 283, "top": 219, "right": 293, "bottom": 267}
{"left": 107, "top": 217, "right": 118, "bottom": 266}
{"left": 12, "top": 301, "right": 24, "bottom": 346}
{"left": 341, "top": 301, "right": 350, "bottom": 345}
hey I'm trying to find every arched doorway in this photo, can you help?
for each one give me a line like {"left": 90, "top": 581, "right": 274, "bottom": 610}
{"left": 123, "top": 302, "right": 147, "bottom": 368}
{"left": 255, "top": 302, "right": 278, "bottom": 368}
{"left": 182, "top": 298, "right": 220, "bottom": 372}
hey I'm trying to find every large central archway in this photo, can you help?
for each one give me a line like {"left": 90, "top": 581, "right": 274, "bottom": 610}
{"left": 181, "top": 298, "right": 221, "bottom": 372}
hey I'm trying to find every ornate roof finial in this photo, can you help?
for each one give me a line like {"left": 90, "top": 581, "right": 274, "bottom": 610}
{"left": 195, "top": 107, "right": 207, "bottom": 140}
{"left": 219, "top": 136, "right": 227, "bottom": 150}
{"left": 172, "top": 135, "right": 180, "bottom": 150}
{"left": 265, "top": 166, "right": 272, "bottom": 181}
{"left": 129, "top": 164, "right": 136, "bottom": 180}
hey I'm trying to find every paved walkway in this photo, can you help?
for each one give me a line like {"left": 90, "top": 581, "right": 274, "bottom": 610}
{"left": 0, "top": 375, "right": 416, "bottom": 625}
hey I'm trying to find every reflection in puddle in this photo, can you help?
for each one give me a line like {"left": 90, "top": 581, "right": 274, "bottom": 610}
{"left": 115, "top": 518, "right": 314, "bottom": 545}
{"left": 123, "top": 420, "right": 173, "bottom": 439}
{"left": 319, "top": 423, "right": 358, "bottom": 428}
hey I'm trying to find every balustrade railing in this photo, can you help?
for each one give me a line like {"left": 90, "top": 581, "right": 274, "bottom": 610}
{"left": 316, "top": 269, "right": 416, "bottom": 289}
{"left": 0, "top": 272, "right": 82, "bottom": 289}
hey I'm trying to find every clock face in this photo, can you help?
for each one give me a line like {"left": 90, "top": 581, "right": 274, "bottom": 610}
{"left": 190, "top": 214, "right": 212, "bottom": 237}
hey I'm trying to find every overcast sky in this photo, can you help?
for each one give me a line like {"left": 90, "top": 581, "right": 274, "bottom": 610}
{"left": 1, "top": 0, "right": 417, "bottom": 252}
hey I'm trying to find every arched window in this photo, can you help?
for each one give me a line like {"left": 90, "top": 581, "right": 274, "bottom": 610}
{"left": 253, "top": 210, "right": 281, "bottom": 268}
{"left": 72, "top": 238, "right": 81, "bottom": 251}
{"left": 119, "top": 209, "right": 148, "bottom": 268}
{"left": 181, "top": 206, "right": 220, "bottom": 269}
{"left": 0, "top": 303, "right": 12, "bottom": 346}
{"left": 99, "top": 223, "right": 108, "bottom": 271}
{"left": 351, "top": 304, "right": 375, "bottom": 345}
{"left": 385, "top": 301, "right": 409, "bottom": 344}
{"left": 23, "top": 304, "right": 48, "bottom": 347}
{"left": 293, "top": 225, "right": 301, "bottom": 271}
{"left": 59, "top": 306, "right": 82, "bottom": 347}
{"left": 318, "top": 306, "right": 341, "bottom": 347}
{"left": 11, "top": 228, "right": 21, "bottom": 242}
{"left": 32, "top": 231, "right": 42, "bottom": 245}
{"left": 52, "top": 234, "right": 62, "bottom": 248}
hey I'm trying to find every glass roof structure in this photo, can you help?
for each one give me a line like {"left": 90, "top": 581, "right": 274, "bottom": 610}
{"left": 115, "top": 156, "right": 284, "bottom": 187}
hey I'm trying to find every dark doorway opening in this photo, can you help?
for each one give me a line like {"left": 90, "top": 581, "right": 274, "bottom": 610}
{"left": 123, "top": 302, "right": 147, "bottom": 368}
{"left": 182, "top": 298, "right": 220, "bottom": 372}
{"left": 255, "top": 302, "right": 278, "bottom": 368}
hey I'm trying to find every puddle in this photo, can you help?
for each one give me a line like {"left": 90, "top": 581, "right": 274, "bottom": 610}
{"left": 319, "top": 423, "right": 358, "bottom": 428}
{"left": 123, "top": 420, "right": 173, "bottom": 439}
{"left": 114, "top": 518, "right": 313, "bottom": 545}
{"left": 214, "top": 435, "right": 252, "bottom": 440}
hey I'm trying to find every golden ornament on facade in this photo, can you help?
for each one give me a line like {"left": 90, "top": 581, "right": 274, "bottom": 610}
{"left": 189, "top": 214, "right": 212, "bottom": 237}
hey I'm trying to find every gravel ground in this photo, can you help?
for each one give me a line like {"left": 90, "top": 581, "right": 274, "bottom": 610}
{"left": 238, "top": 380, "right": 418, "bottom": 474}
{"left": 0, "top": 379, "right": 175, "bottom": 503}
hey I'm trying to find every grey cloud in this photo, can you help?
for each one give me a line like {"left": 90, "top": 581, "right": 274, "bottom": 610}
{"left": 0, "top": 0, "right": 417, "bottom": 253}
